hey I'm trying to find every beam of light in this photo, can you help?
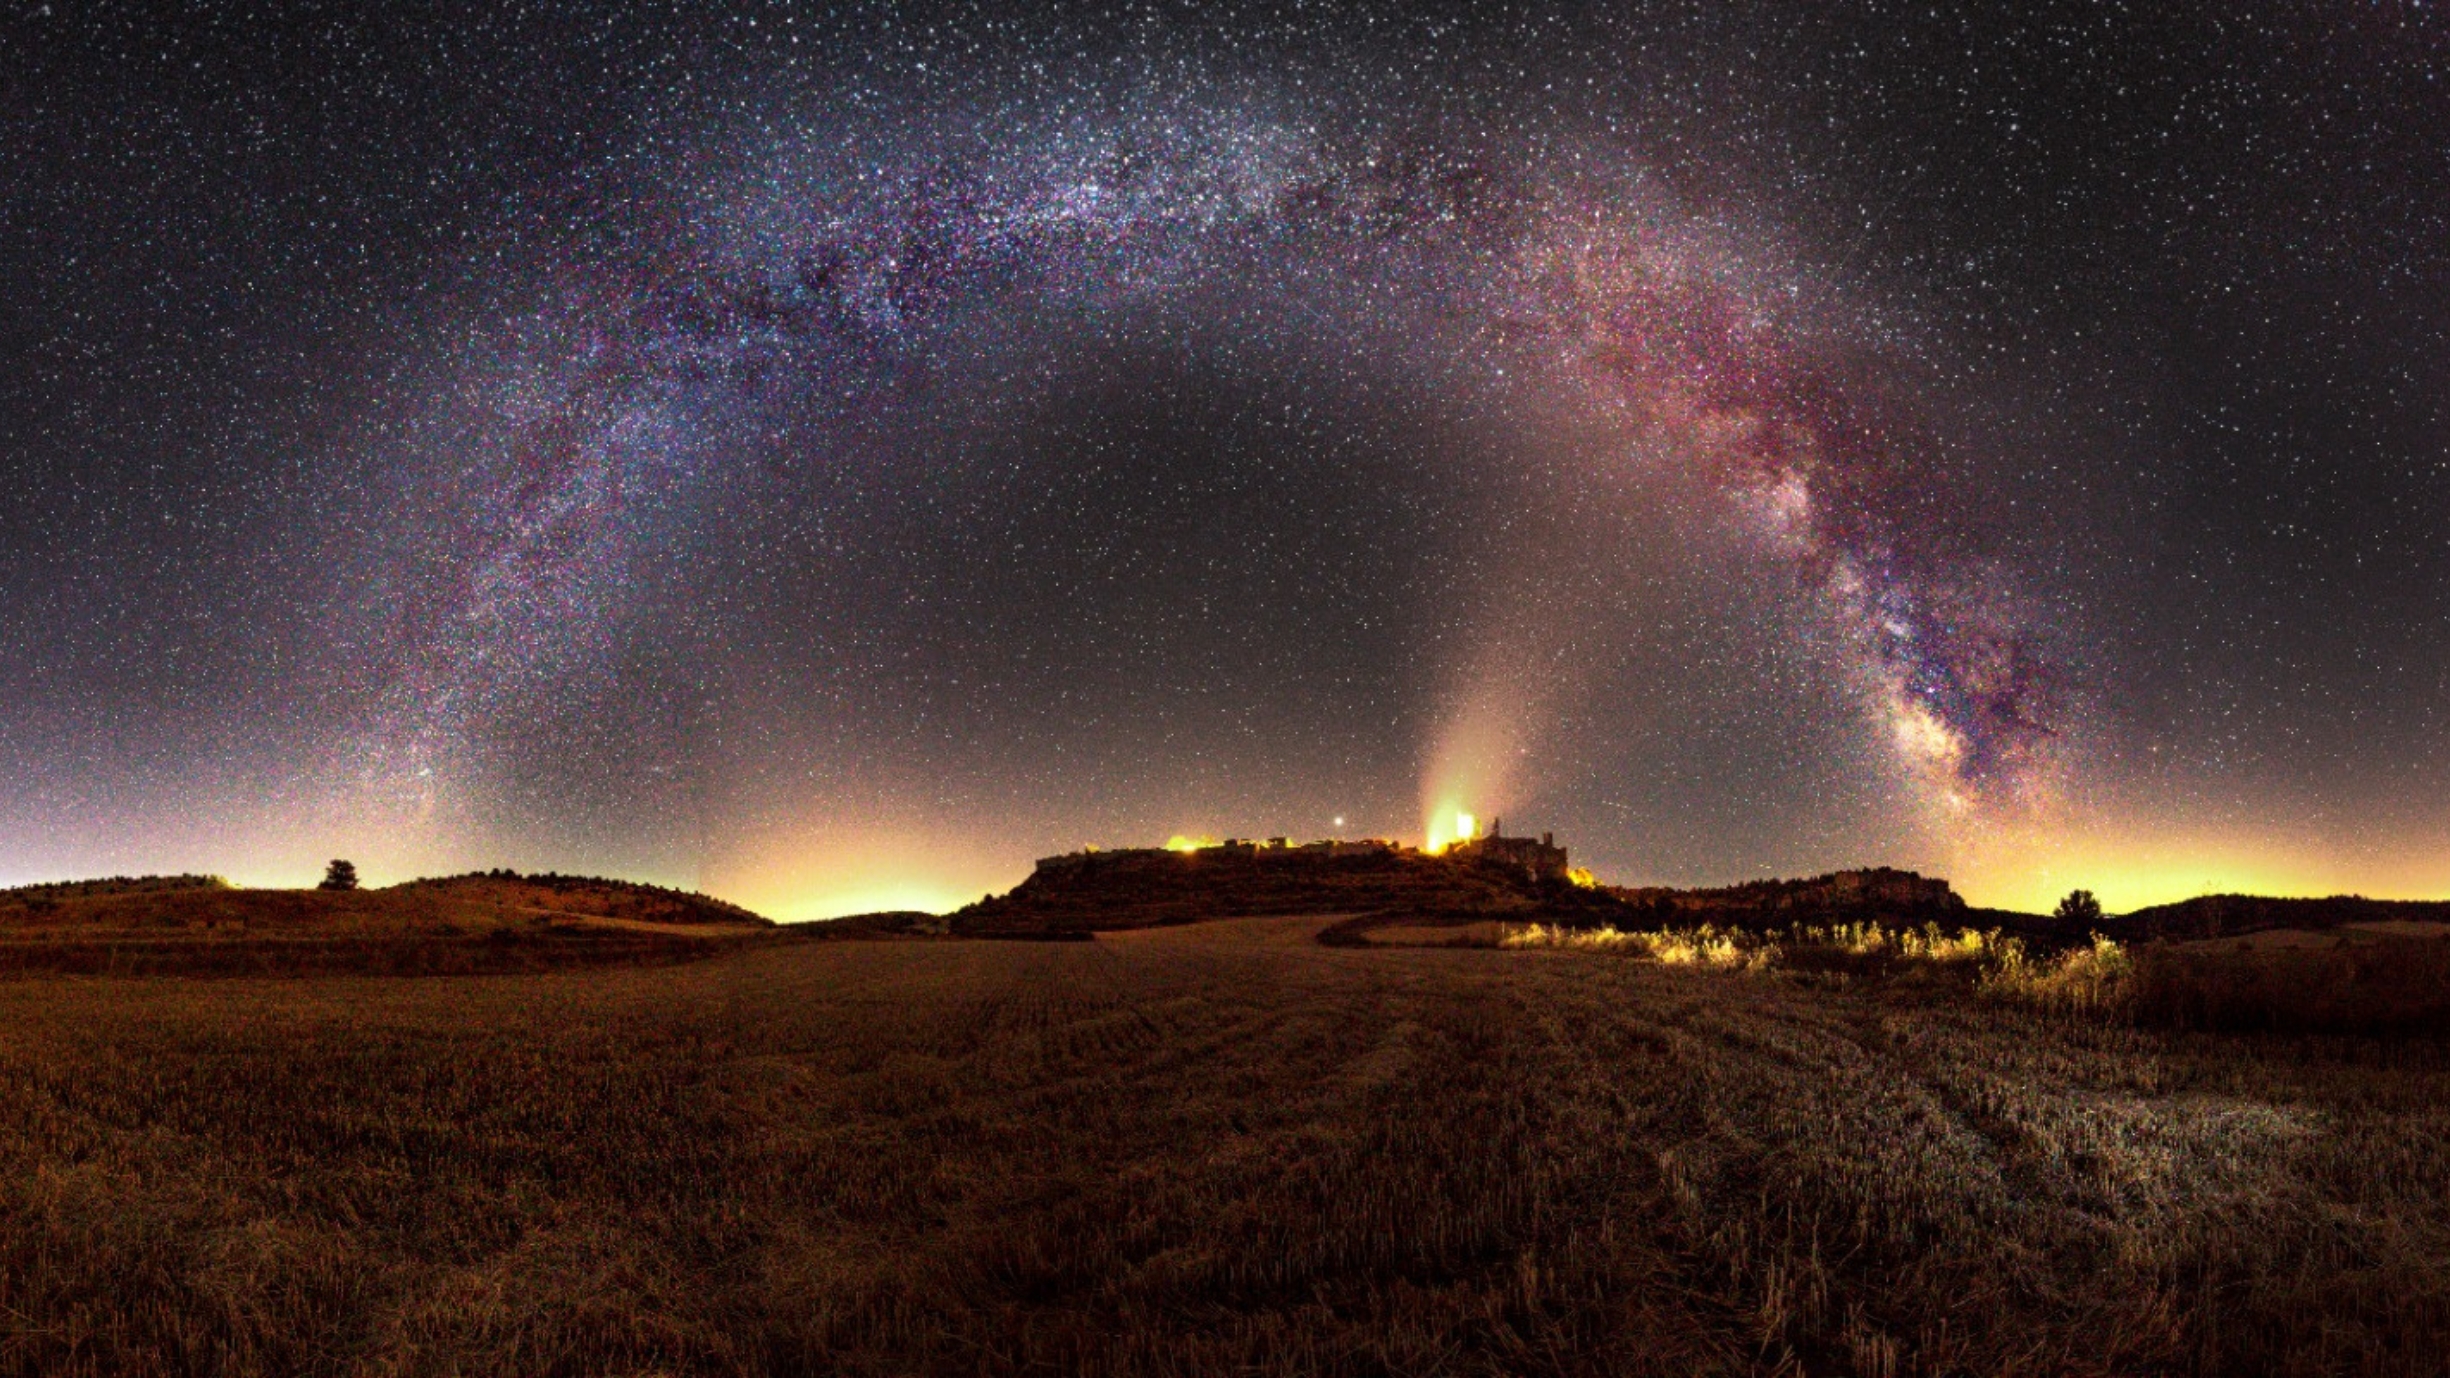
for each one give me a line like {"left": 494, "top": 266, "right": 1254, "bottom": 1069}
{"left": 1420, "top": 637, "right": 1540, "bottom": 858}
{"left": 1424, "top": 808, "right": 1478, "bottom": 855}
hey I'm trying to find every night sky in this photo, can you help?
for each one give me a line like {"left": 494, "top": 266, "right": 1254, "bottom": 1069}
{"left": 4, "top": 3, "right": 2445, "bottom": 917}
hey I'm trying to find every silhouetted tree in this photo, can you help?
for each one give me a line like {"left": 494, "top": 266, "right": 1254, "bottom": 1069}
{"left": 2053, "top": 889, "right": 2103, "bottom": 928}
{"left": 320, "top": 859, "right": 359, "bottom": 892}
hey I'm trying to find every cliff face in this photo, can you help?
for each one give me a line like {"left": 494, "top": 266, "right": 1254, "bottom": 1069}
{"left": 1613, "top": 868, "right": 1966, "bottom": 918}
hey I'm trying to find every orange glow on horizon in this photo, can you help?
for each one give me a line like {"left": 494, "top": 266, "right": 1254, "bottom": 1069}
{"left": 703, "top": 823, "right": 1009, "bottom": 925}
{"left": 1943, "top": 812, "right": 2450, "bottom": 915}
{"left": 766, "top": 882, "right": 981, "bottom": 923}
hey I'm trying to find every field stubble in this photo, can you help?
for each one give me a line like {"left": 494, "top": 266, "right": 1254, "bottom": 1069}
{"left": 1, "top": 915, "right": 2446, "bottom": 1375}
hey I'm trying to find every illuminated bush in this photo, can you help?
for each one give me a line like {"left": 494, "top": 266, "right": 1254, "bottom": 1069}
{"left": 1980, "top": 933, "right": 2133, "bottom": 1015}
{"left": 1504, "top": 918, "right": 2144, "bottom": 1018}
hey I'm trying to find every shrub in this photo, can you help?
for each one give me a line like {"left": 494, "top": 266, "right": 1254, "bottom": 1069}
{"left": 1980, "top": 933, "right": 2132, "bottom": 1016}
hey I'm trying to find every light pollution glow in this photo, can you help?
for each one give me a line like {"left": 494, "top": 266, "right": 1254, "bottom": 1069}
{"left": 3, "top": 784, "right": 2444, "bottom": 921}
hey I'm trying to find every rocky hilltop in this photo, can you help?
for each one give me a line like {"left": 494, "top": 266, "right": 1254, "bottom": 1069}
{"left": 1612, "top": 867, "right": 1967, "bottom": 920}
{"left": 952, "top": 838, "right": 1986, "bottom": 940}
{"left": 953, "top": 839, "right": 1615, "bottom": 936}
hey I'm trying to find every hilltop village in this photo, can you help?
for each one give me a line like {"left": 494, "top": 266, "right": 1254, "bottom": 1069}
{"left": 1041, "top": 818, "right": 1570, "bottom": 883}
{"left": 949, "top": 822, "right": 1974, "bottom": 938}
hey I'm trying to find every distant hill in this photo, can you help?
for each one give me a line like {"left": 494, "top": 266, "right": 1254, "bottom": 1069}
{"left": 0, "top": 870, "right": 775, "bottom": 976}
{"left": 2110, "top": 894, "right": 2450, "bottom": 943}
{"left": 808, "top": 910, "right": 951, "bottom": 937}
{"left": 1, "top": 874, "right": 232, "bottom": 907}
{"left": 391, "top": 871, "right": 773, "bottom": 927}
{"left": 1611, "top": 867, "right": 1967, "bottom": 921}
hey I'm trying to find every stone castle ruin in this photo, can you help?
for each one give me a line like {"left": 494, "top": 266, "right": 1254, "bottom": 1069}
{"left": 1442, "top": 817, "right": 1570, "bottom": 884}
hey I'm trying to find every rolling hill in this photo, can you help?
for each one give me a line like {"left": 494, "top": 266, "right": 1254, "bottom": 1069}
{"left": 0, "top": 870, "right": 776, "bottom": 975}
{"left": 2109, "top": 892, "right": 2450, "bottom": 942}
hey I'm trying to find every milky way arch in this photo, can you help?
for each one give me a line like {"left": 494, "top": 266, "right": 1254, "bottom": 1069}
{"left": 360, "top": 88, "right": 2064, "bottom": 826}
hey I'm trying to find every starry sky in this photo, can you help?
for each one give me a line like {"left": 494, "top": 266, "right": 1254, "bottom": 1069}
{"left": 4, "top": 3, "right": 2446, "bottom": 917}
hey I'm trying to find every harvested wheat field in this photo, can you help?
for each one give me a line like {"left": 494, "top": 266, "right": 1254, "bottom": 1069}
{"left": 4, "top": 913, "right": 2448, "bottom": 1377}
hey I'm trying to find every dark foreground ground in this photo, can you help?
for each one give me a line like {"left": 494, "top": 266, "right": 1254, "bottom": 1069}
{"left": 3, "top": 915, "right": 2446, "bottom": 1376}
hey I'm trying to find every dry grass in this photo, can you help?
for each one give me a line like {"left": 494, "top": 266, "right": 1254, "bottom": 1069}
{"left": 1982, "top": 932, "right": 2138, "bottom": 1017}
{"left": 2130, "top": 935, "right": 2450, "bottom": 1035}
{"left": 1502, "top": 920, "right": 1768, "bottom": 969}
{"left": 1, "top": 915, "right": 2447, "bottom": 1374}
{"left": 1503, "top": 914, "right": 2450, "bottom": 1036}
{"left": 1500, "top": 918, "right": 2025, "bottom": 977}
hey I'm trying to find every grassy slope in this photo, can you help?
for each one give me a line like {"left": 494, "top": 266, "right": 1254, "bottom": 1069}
{"left": 0, "top": 916, "right": 2444, "bottom": 1376}
{"left": 384, "top": 873, "right": 773, "bottom": 927}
